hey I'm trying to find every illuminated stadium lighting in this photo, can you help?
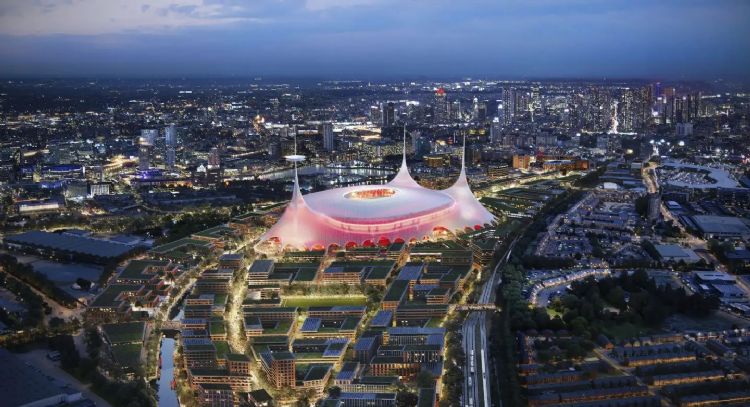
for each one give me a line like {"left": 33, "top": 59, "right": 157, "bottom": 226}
{"left": 256, "top": 130, "right": 495, "bottom": 252}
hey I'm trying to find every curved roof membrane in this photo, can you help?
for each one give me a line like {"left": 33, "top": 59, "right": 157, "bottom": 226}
{"left": 256, "top": 133, "right": 494, "bottom": 252}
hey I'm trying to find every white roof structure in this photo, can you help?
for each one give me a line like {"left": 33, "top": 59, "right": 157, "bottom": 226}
{"left": 256, "top": 130, "right": 495, "bottom": 251}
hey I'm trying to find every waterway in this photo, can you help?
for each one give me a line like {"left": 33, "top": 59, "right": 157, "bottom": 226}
{"left": 258, "top": 164, "right": 393, "bottom": 181}
{"left": 157, "top": 297, "right": 186, "bottom": 407}
{"left": 157, "top": 337, "right": 178, "bottom": 407}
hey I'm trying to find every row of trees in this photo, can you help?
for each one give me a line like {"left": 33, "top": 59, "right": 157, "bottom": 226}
{"left": 50, "top": 331, "right": 156, "bottom": 407}
{"left": 157, "top": 212, "right": 229, "bottom": 244}
{"left": 0, "top": 271, "right": 48, "bottom": 328}
{"left": 440, "top": 315, "right": 465, "bottom": 407}
{"left": 494, "top": 262, "right": 526, "bottom": 406}
{"left": 547, "top": 270, "right": 720, "bottom": 339}
{"left": 0, "top": 254, "right": 77, "bottom": 307}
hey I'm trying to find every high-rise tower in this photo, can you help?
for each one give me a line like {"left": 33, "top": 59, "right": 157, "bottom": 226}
{"left": 165, "top": 124, "right": 177, "bottom": 169}
{"left": 322, "top": 122, "right": 335, "bottom": 152}
{"left": 433, "top": 88, "right": 448, "bottom": 124}
{"left": 138, "top": 129, "right": 158, "bottom": 171}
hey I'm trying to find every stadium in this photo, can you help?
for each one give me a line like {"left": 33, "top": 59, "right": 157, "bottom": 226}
{"left": 256, "top": 137, "right": 495, "bottom": 252}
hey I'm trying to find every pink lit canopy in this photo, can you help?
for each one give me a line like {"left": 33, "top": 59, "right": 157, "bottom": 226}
{"left": 256, "top": 131, "right": 495, "bottom": 252}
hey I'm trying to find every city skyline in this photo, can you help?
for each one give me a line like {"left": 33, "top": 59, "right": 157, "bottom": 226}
{"left": 0, "top": 0, "right": 749, "bottom": 80}
{"left": 1, "top": 2, "right": 749, "bottom": 407}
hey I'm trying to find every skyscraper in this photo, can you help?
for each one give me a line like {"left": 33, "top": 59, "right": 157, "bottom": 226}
{"left": 207, "top": 147, "right": 221, "bottom": 168}
{"left": 496, "top": 101, "right": 505, "bottom": 125}
{"left": 165, "top": 124, "right": 177, "bottom": 169}
{"left": 370, "top": 105, "right": 382, "bottom": 125}
{"left": 451, "top": 100, "right": 462, "bottom": 121}
{"left": 433, "top": 88, "right": 448, "bottom": 124}
{"left": 490, "top": 118, "right": 502, "bottom": 144}
{"left": 382, "top": 102, "right": 396, "bottom": 126}
{"left": 322, "top": 122, "right": 335, "bottom": 152}
{"left": 531, "top": 85, "right": 541, "bottom": 111}
{"left": 477, "top": 101, "right": 488, "bottom": 123}
{"left": 502, "top": 87, "right": 516, "bottom": 125}
{"left": 138, "top": 129, "right": 158, "bottom": 171}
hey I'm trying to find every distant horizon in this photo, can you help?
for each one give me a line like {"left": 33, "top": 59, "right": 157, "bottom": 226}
{"left": 0, "top": 74, "right": 741, "bottom": 84}
{"left": 0, "top": 1, "right": 748, "bottom": 81}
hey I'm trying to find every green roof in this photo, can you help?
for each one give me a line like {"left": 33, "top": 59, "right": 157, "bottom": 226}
{"left": 101, "top": 322, "right": 145, "bottom": 344}
{"left": 119, "top": 259, "right": 169, "bottom": 280}
{"left": 150, "top": 238, "right": 212, "bottom": 255}
{"left": 341, "top": 316, "right": 362, "bottom": 331}
{"left": 250, "top": 336, "right": 289, "bottom": 345}
{"left": 383, "top": 280, "right": 408, "bottom": 302}
{"left": 192, "top": 225, "right": 234, "bottom": 239}
{"left": 293, "top": 267, "right": 318, "bottom": 282}
{"left": 244, "top": 306, "right": 297, "bottom": 314}
{"left": 302, "top": 364, "right": 332, "bottom": 381}
{"left": 90, "top": 284, "right": 134, "bottom": 307}
{"left": 209, "top": 319, "right": 226, "bottom": 335}
{"left": 265, "top": 320, "right": 293, "bottom": 335}
{"left": 365, "top": 265, "right": 392, "bottom": 280}
{"left": 110, "top": 343, "right": 142, "bottom": 368}
{"left": 213, "top": 340, "right": 230, "bottom": 357}
{"left": 213, "top": 294, "right": 228, "bottom": 305}
{"left": 270, "top": 351, "right": 295, "bottom": 361}
{"left": 226, "top": 353, "right": 250, "bottom": 362}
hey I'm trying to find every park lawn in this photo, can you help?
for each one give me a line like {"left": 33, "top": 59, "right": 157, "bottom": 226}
{"left": 282, "top": 295, "right": 367, "bottom": 308}
{"left": 601, "top": 321, "right": 656, "bottom": 341}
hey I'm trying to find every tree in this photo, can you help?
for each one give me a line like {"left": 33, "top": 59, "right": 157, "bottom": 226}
{"left": 76, "top": 278, "right": 92, "bottom": 291}
{"left": 569, "top": 316, "right": 589, "bottom": 338}
{"left": 85, "top": 328, "right": 103, "bottom": 360}
{"left": 634, "top": 195, "right": 649, "bottom": 219}
{"left": 396, "top": 390, "right": 419, "bottom": 407}
{"left": 327, "top": 386, "right": 342, "bottom": 398}
{"left": 606, "top": 286, "right": 627, "bottom": 311}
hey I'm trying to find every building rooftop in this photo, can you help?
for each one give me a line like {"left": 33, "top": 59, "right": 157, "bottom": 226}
{"left": 0, "top": 349, "right": 71, "bottom": 407}
{"left": 249, "top": 259, "right": 275, "bottom": 274}
{"left": 370, "top": 310, "right": 393, "bottom": 327}
{"left": 692, "top": 215, "right": 750, "bottom": 236}
{"left": 5, "top": 230, "right": 133, "bottom": 258}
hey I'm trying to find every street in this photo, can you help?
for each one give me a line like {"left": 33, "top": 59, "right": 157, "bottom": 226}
{"left": 461, "top": 236, "right": 518, "bottom": 406}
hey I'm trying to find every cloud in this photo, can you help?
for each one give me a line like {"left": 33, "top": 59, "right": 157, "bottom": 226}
{"left": 304, "top": 0, "right": 385, "bottom": 11}
{"left": 0, "top": 0, "right": 264, "bottom": 36}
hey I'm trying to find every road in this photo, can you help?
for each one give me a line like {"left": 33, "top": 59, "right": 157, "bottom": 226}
{"left": 461, "top": 236, "right": 518, "bottom": 407}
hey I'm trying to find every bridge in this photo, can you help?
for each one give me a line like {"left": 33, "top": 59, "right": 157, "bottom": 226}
{"left": 454, "top": 304, "right": 498, "bottom": 312}
{"left": 161, "top": 320, "right": 182, "bottom": 331}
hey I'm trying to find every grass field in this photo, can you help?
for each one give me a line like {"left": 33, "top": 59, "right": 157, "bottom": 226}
{"left": 602, "top": 322, "right": 655, "bottom": 340}
{"left": 282, "top": 295, "right": 368, "bottom": 307}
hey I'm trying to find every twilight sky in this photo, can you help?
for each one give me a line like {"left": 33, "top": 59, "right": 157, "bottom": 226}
{"left": 0, "top": 0, "right": 748, "bottom": 79}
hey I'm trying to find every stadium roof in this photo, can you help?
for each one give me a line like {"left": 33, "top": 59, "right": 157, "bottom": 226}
{"left": 256, "top": 132, "right": 494, "bottom": 251}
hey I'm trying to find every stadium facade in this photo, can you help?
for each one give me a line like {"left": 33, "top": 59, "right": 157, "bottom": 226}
{"left": 256, "top": 136, "right": 494, "bottom": 252}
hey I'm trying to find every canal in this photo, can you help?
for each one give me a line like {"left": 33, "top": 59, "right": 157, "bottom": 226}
{"left": 157, "top": 337, "right": 178, "bottom": 407}
{"left": 158, "top": 297, "right": 186, "bottom": 407}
